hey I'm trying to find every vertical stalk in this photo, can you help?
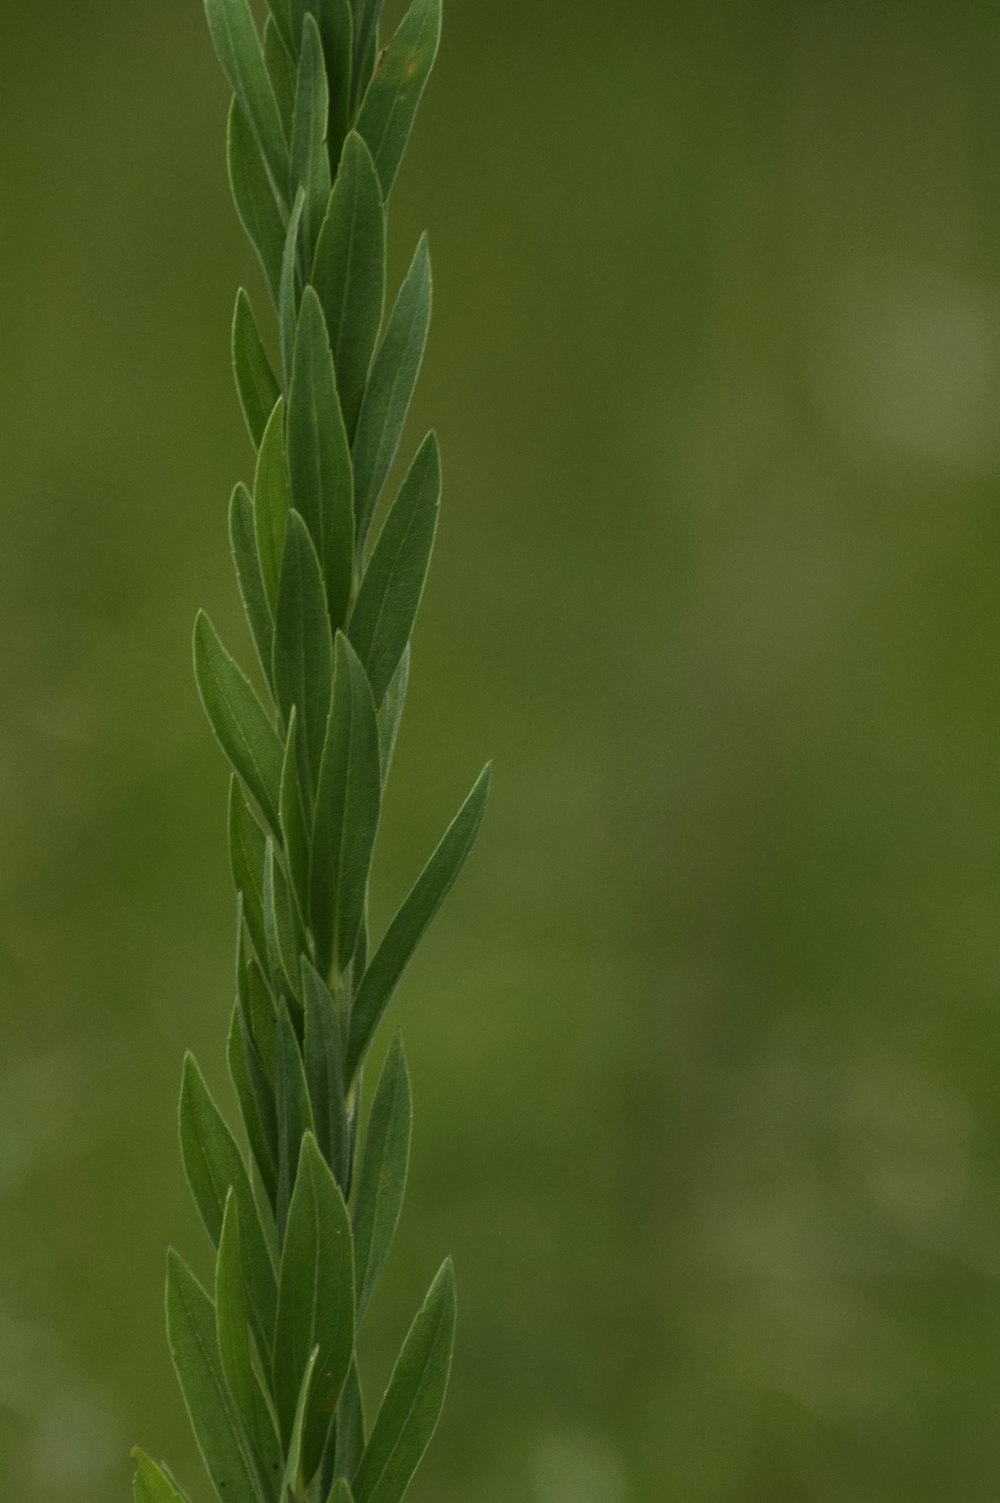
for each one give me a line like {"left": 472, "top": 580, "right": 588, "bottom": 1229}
{"left": 132, "top": 3, "right": 488, "bottom": 1499}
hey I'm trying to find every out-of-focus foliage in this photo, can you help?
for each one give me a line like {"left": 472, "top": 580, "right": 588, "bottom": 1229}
{"left": 3, "top": 3, "right": 1000, "bottom": 1500}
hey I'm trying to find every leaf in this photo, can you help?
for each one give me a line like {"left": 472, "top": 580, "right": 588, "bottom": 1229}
{"left": 377, "top": 644, "right": 409, "bottom": 788}
{"left": 355, "top": 0, "right": 441, "bottom": 200}
{"left": 351, "top": 0, "right": 385, "bottom": 103}
{"left": 290, "top": 14, "right": 332, "bottom": 259}
{"left": 272, "top": 511, "right": 334, "bottom": 793}
{"left": 215, "top": 1192, "right": 257, "bottom": 1429}
{"left": 347, "top": 766, "right": 490, "bottom": 1081}
{"left": 286, "top": 287, "right": 355, "bottom": 627}
{"left": 229, "top": 776, "right": 268, "bottom": 965}
{"left": 230, "top": 482, "right": 274, "bottom": 682}
{"left": 228, "top": 1000, "right": 278, "bottom": 1208}
{"left": 194, "top": 611, "right": 283, "bottom": 838}
{"left": 279, "top": 187, "right": 307, "bottom": 383}
{"left": 279, "top": 709, "right": 311, "bottom": 913}
{"left": 310, "top": 635, "right": 381, "bottom": 978}
{"left": 312, "top": 132, "right": 385, "bottom": 439}
{"left": 314, "top": 0, "right": 354, "bottom": 154}
{"left": 261, "top": 0, "right": 294, "bottom": 55}
{"left": 253, "top": 399, "right": 290, "bottom": 610}
{"left": 233, "top": 289, "right": 281, "bottom": 448}
{"left": 352, "top": 1036, "right": 411, "bottom": 1319}
{"left": 327, "top": 1482, "right": 357, "bottom": 1503}
{"left": 348, "top": 432, "right": 439, "bottom": 707}
{"left": 274, "top": 1002, "right": 316, "bottom": 1239}
{"left": 302, "top": 958, "right": 350, "bottom": 1189}
{"left": 331, "top": 1364, "right": 366, "bottom": 1486}
{"left": 179, "top": 1055, "right": 279, "bottom": 1359}
{"left": 228, "top": 102, "right": 285, "bottom": 308}
{"left": 350, "top": 1260, "right": 456, "bottom": 1503}
{"left": 166, "top": 1249, "right": 266, "bottom": 1503}
{"left": 263, "top": 16, "right": 296, "bottom": 138}
{"left": 131, "top": 1449, "right": 190, "bottom": 1503}
{"left": 263, "top": 838, "right": 304, "bottom": 997}
{"left": 280, "top": 1344, "right": 321, "bottom": 1498}
{"left": 273, "top": 1134, "right": 356, "bottom": 1478}
{"left": 351, "top": 235, "right": 432, "bottom": 543}
{"left": 205, "top": 0, "right": 288, "bottom": 190}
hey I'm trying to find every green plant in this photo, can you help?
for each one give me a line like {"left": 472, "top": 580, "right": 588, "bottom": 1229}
{"left": 131, "top": 1, "right": 488, "bottom": 1498}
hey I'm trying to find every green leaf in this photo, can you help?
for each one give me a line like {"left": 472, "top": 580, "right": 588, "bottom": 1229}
{"left": 302, "top": 958, "right": 350, "bottom": 1188}
{"left": 239, "top": 939, "right": 279, "bottom": 1075}
{"left": 349, "top": 432, "right": 439, "bottom": 707}
{"left": 274, "top": 1002, "right": 316, "bottom": 1239}
{"left": 347, "top": 766, "right": 490, "bottom": 1081}
{"left": 351, "top": 1259, "right": 456, "bottom": 1503}
{"left": 355, "top": 0, "right": 441, "bottom": 200}
{"left": 273, "top": 1134, "right": 356, "bottom": 1477}
{"left": 310, "top": 635, "right": 381, "bottom": 978}
{"left": 166, "top": 1249, "right": 267, "bottom": 1503}
{"left": 233, "top": 289, "right": 281, "bottom": 448}
{"left": 312, "top": 132, "right": 385, "bottom": 439}
{"left": 351, "top": 235, "right": 432, "bottom": 543}
{"left": 352, "top": 1036, "right": 411, "bottom": 1318}
{"left": 205, "top": 0, "right": 288, "bottom": 190}
{"left": 228, "top": 102, "right": 285, "bottom": 309}
{"left": 179, "top": 1054, "right": 279, "bottom": 1359}
{"left": 314, "top": 0, "right": 353, "bottom": 154}
{"left": 263, "top": 16, "right": 296, "bottom": 137}
{"left": 261, "top": 0, "right": 294, "bottom": 55}
{"left": 286, "top": 287, "right": 356, "bottom": 627}
{"left": 272, "top": 511, "right": 334, "bottom": 793}
{"left": 351, "top": 0, "right": 385, "bottom": 103}
{"left": 331, "top": 1363, "right": 366, "bottom": 1486}
{"left": 279, "top": 709, "right": 311, "bottom": 913}
{"left": 230, "top": 482, "right": 274, "bottom": 682}
{"left": 279, "top": 187, "right": 308, "bottom": 383}
{"left": 327, "top": 1482, "right": 357, "bottom": 1503}
{"left": 131, "top": 1449, "right": 190, "bottom": 1503}
{"left": 253, "top": 399, "right": 290, "bottom": 610}
{"left": 280, "top": 1344, "right": 321, "bottom": 1498}
{"left": 263, "top": 837, "right": 305, "bottom": 997}
{"left": 377, "top": 643, "right": 409, "bottom": 788}
{"left": 228, "top": 999, "right": 279, "bottom": 1208}
{"left": 229, "top": 777, "right": 268, "bottom": 965}
{"left": 215, "top": 1192, "right": 257, "bottom": 1430}
{"left": 194, "top": 611, "right": 283, "bottom": 838}
{"left": 290, "top": 14, "right": 332, "bottom": 258}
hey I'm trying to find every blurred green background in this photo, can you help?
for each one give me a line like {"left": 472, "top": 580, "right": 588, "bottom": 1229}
{"left": 4, "top": 1, "right": 1000, "bottom": 1498}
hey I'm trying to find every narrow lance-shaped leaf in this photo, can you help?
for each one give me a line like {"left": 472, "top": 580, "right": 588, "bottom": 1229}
{"left": 263, "top": 15, "right": 296, "bottom": 138}
{"left": 289, "top": 14, "right": 332, "bottom": 259}
{"left": 280, "top": 187, "right": 307, "bottom": 383}
{"left": 166, "top": 1250, "right": 266, "bottom": 1503}
{"left": 351, "top": 235, "right": 432, "bottom": 544}
{"left": 273, "top": 1134, "right": 356, "bottom": 1477}
{"left": 347, "top": 765, "right": 490, "bottom": 1082}
{"left": 274, "top": 1001, "right": 316, "bottom": 1238}
{"left": 314, "top": 0, "right": 353, "bottom": 157}
{"left": 215, "top": 1193, "right": 263, "bottom": 1437}
{"left": 263, "top": 837, "right": 304, "bottom": 998}
{"left": 377, "top": 643, "right": 409, "bottom": 788}
{"left": 280, "top": 1345, "right": 321, "bottom": 1499}
{"left": 302, "top": 957, "right": 350, "bottom": 1188}
{"left": 327, "top": 1482, "right": 357, "bottom": 1503}
{"left": 272, "top": 510, "right": 334, "bottom": 794}
{"left": 286, "top": 286, "right": 355, "bottom": 626}
{"left": 228, "top": 102, "right": 286, "bottom": 310}
{"left": 178, "top": 1054, "right": 278, "bottom": 1359}
{"left": 228, "top": 999, "right": 279, "bottom": 1209}
{"left": 230, "top": 482, "right": 274, "bottom": 682}
{"left": 355, "top": 0, "right": 442, "bottom": 201}
{"left": 194, "top": 611, "right": 283, "bottom": 838}
{"left": 332, "top": 1364, "right": 366, "bottom": 1486}
{"left": 131, "top": 1450, "right": 190, "bottom": 1503}
{"left": 349, "top": 432, "right": 439, "bottom": 707}
{"left": 312, "top": 131, "right": 385, "bottom": 440}
{"left": 352, "top": 1036, "right": 411, "bottom": 1318}
{"left": 229, "top": 776, "right": 268, "bottom": 965}
{"left": 253, "top": 398, "right": 290, "bottom": 609}
{"left": 233, "top": 289, "right": 280, "bottom": 448}
{"left": 205, "top": 0, "right": 289, "bottom": 190}
{"left": 351, "top": 1259, "right": 456, "bottom": 1503}
{"left": 279, "top": 708, "right": 311, "bottom": 914}
{"left": 351, "top": 0, "right": 385, "bottom": 104}
{"left": 310, "top": 634, "right": 381, "bottom": 978}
